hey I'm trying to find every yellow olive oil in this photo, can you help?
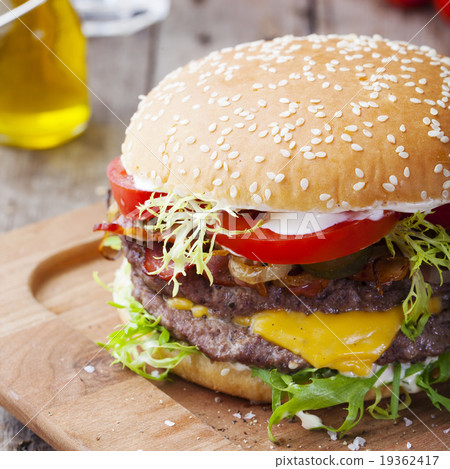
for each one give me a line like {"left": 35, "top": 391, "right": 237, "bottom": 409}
{"left": 0, "top": 0, "right": 90, "bottom": 149}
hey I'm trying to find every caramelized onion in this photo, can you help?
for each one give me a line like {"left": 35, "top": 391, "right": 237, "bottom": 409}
{"left": 352, "top": 256, "right": 409, "bottom": 285}
{"left": 273, "top": 273, "right": 330, "bottom": 297}
{"left": 228, "top": 256, "right": 292, "bottom": 285}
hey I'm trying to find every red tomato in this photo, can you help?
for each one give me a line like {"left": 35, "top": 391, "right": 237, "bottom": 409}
{"left": 107, "top": 156, "right": 161, "bottom": 219}
{"left": 433, "top": 0, "right": 450, "bottom": 21}
{"left": 425, "top": 203, "right": 450, "bottom": 228}
{"left": 387, "top": 0, "right": 430, "bottom": 7}
{"left": 215, "top": 212, "right": 400, "bottom": 265}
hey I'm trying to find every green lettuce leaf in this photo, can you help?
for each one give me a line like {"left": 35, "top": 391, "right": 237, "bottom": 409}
{"left": 96, "top": 262, "right": 198, "bottom": 380}
{"left": 415, "top": 352, "right": 450, "bottom": 411}
{"left": 384, "top": 212, "right": 450, "bottom": 340}
{"left": 253, "top": 356, "right": 450, "bottom": 443}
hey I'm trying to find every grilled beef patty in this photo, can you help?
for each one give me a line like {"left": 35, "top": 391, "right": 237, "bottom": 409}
{"left": 124, "top": 239, "right": 450, "bottom": 372}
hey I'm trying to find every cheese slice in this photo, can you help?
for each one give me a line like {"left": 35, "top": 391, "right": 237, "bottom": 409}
{"left": 248, "top": 307, "right": 404, "bottom": 376}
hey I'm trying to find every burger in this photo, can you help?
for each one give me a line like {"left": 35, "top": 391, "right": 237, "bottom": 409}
{"left": 95, "top": 34, "right": 450, "bottom": 441}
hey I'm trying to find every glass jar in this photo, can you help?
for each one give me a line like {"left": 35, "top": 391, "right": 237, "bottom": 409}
{"left": 0, "top": 0, "right": 90, "bottom": 149}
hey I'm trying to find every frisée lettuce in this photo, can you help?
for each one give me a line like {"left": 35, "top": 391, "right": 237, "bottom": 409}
{"left": 384, "top": 212, "right": 450, "bottom": 340}
{"left": 96, "top": 260, "right": 198, "bottom": 380}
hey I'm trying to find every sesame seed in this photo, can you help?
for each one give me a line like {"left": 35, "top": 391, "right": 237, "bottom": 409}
{"left": 228, "top": 151, "right": 239, "bottom": 159}
{"left": 443, "top": 181, "right": 450, "bottom": 190}
{"left": 320, "top": 193, "right": 331, "bottom": 201}
{"left": 185, "top": 136, "right": 196, "bottom": 144}
{"left": 404, "top": 167, "right": 410, "bottom": 178}
{"left": 249, "top": 182, "right": 258, "bottom": 193}
{"left": 363, "top": 121, "right": 373, "bottom": 128}
{"left": 434, "top": 164, "right": 443, "bottom": 173}
{"left": 363, "top": 129, "right": 372, "bottom": 138}
{"left": 267, "top": 172, "right": 276, "bottom": 180}
{"left": 230, "top": 171, "right": 240, "bottom": 179}
{"left": 352, "top": 108, "right": 361, "bottom": 116}
{"left": 217, "top": 98, "right": 230, "bottom": 107}
{"left": 388, "top": 95, "right": 397, "bottom": 102}
{"left": 311, "top": 129, "right": 322, "bottom": 136}
{"left": 274, "top": 174, "right": 285, "bottom": 183}
{"left": 311, "top": 138, "right": 322, "bottom": 145}
{"left": 345, "top": 125, "right": 358, "bottom": 132}
{"left": 220, "top": 143, "right": 231, "bottom": 151}
{"left": 280, "top": 149, "right": 291, "bottom": 158}
{"left": 214, "top": 160, "right": 222, "bottom": 170}
{"left": 300, "top": 178, "right": 309, "bottom": 190}
{"left": 274, "top": 135, "right": 282, "bottom": 143}
{"left": 334, "top": 110, "right": 343, "bottom": 118}
{"left": 192, "top": 168, "right": 200, "bottom": 178}
{"left": 383, "top": 183, "right": 395, "bottom": 192}
{"left": 253, "top": 194, "right": 262, "bottom": 204}
{"left": 248, "top": 123, "right": 257, "bottom": 132}
{"left": 221, "top": 127, "right": 232, "bottom": 135}
{"left": 389, "top": 175, "right": 398, "bottom": 186}
{"left": 334, "top": 84, "right": 342, "bottom": 91}
{"left": 430, "top": 108, "right": 438, "bottom": 115}
{"left": 378, "top": 115, "right": 389, "bottom": 122}
{"left": 212, "top": 178, "right": 222, "bottom": 186}
{"left": 253, "top": 83, "right": 263, "bottom": 90}
{"left": 316, "top": 151, "right": 327, "bottom": 158}
{"left": 304, "top": 152, "right": 315, "bottom": 160}
{"left": 264, "top": 189, "right": 271, "bottom": 200}
{"left": 387, "top": 134, "right": 396, "bottom": 144}
{"left": 353, "top": 182, "right": 366, "bottom": 191}
{"left": 421, "top": 190, "right": 428, "bottom": 200}
{"left": 325, "top": 135, "right": 334, "bottom": 143}
{"left": 352, "top": 143, "right": 363, "bottom": 152}
{"left": 200, "top": 144, "right": 210, "bottom": 153}
{"left": 210, "top": 151, "right": 218, "bottom": 160}
{"left": 355, "top": 168, "right": 364, "bottom": 178}
{"left": 296, "top": 118, "right": 305, "bottom": 126}
{"left": 258, "top": 99, "right": 267, "bottom": 107}
{"left": 230, "top": 185, "right": 237, "bottom": 198}
{"left": 410, "top": 98, "right": 421, "bottom": 104}
{"left": 400, "top": 124, "right": 406, "bottom": 132}
{"left": 341, "top": 134, "right": 352, "bottom": 142}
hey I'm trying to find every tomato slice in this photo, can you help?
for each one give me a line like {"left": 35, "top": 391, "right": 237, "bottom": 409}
{"left": 434, "top": 0, "right": 450, "bottom": 22}
{"left": 107, "top": 156, "right": 161, "bottom": 219}
{"left": 215, "top": 212, "right": 400, "bottom": 265}
{"left": 425, "top": 203, "right": 450, "bottom": 229}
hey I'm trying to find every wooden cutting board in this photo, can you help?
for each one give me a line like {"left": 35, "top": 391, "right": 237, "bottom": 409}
{"left": 0, "top": 203, "right": 448, "bottom": 451}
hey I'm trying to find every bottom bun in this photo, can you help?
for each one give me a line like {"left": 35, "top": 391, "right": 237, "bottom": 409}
{"left": 118, "top": 305, "right": 394, "bottom": 404}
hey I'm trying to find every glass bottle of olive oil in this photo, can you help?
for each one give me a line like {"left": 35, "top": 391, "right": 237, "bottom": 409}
{"left": 0, "top": 0, "right": 90, "bottom": 149}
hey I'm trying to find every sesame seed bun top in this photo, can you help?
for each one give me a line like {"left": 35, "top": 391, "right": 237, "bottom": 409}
{"left": 121, "top": 34, "right": 450, "bottom": 213}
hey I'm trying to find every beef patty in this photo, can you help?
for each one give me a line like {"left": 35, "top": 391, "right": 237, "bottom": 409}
{"left": 124, "top": 239, "right": 450, "bottom": 372}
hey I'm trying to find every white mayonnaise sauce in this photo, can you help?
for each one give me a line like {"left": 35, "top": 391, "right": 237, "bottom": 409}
{"left": 262, "top": 209, "right": 385, "bottom": 236}
{"left": 296, "top": 411, "right": 324, "bottom": 430}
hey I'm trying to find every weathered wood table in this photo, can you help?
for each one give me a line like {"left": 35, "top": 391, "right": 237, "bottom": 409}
{"left": 0, "top": 0, "right": 449, "bottom": 451}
